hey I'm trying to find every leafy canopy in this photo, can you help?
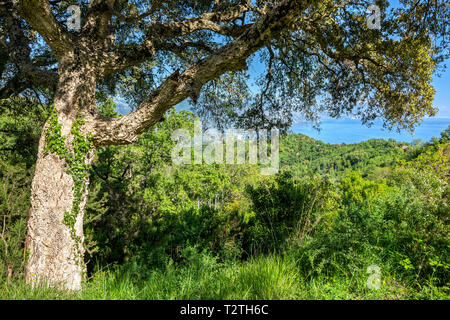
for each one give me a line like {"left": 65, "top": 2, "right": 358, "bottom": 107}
{"left": 0, "top": 0, "right": 448, "bottom": 133}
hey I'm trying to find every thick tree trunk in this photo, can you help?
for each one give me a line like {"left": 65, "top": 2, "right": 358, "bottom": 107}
{"left": 24, "top": 59, "right": 96, "bottom": 290}
{"left": 24, "top": 118, "right": 92, "bottom": 290}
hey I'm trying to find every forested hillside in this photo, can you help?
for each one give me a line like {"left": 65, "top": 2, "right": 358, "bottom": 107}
{"left": 0, "top": 101, "right": 448, "bottom": 299}
{"left": 281, "top": 133, "right": 407, "bottom": 177}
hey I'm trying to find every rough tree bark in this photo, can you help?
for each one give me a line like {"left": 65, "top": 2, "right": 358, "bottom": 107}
{"left": 25, "top": 123, "right": 93, "bottom": 290}
{"left": 24, "top": 54, "right": 98, "bottom": 290}
{"left": 12, "top": 0, "right": 318, "bottom": 289}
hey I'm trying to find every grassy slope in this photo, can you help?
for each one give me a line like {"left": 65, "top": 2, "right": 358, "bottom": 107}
{"left": 1, "top": 255, "right": 447, "bottom": 300}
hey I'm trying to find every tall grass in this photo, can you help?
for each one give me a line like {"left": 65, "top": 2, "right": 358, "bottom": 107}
{"left": 1, "top": 254, "right": 448, "bottom": 300}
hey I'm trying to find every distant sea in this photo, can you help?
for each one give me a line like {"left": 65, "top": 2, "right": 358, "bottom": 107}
{"left": 290, "top": 118, "right": 450, "bottom": 144}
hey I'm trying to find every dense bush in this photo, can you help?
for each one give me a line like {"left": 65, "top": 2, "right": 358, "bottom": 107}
{"left": 85, "top": 109, "right": 261, "bottom": 268}
{"left": 243, "top": 171, "right": 338, "bottom": 254}
{"left": 293, "top": 167, "right": 449, "bottom": 287}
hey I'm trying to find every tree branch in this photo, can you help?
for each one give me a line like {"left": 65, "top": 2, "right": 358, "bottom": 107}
{"left": 16, "top": 0, "right": 72, "bottom": 55}
{"left": 0, "top": 11, "right": 58, "bottom": 98}
{"left": 99, "top": 4, "right": 255, "bottom": 77}
{"left": 90, "top": 0, "right": 319, "bottom": 146}
{"left": 82, "top": 0, "right": 116, "bottom": 40}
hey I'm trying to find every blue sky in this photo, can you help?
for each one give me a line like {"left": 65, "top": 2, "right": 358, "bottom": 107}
{"left": 430, "top": 62, "right": 450, "bottom": 118}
